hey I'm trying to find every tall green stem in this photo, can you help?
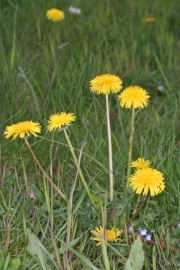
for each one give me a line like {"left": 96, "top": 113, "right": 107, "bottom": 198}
{"left": 101, "top": 192, "right": 110, "bottom": 270}
{"left": 126, "top": 106, "right": 135, "bottom": 189}
{"left": 63, "top": 130, "right": 96, "bottom": 207}
{"left": 126, "top": 197, "right": 147, "bottom": 228}
{"left": 106, "top": 94, "right": 113, "bottom": 201}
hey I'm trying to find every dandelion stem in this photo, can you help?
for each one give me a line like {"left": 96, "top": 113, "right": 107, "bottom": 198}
{"left": 126, "top": 197, "right": 147, "bottom": 228}
{"left": 63, "top": 129, "right": 96, "bottom": 207}
{"left": 126, "top": 105, "right": 135, "bottom": 189}
{"left": 101, "top": 192, "right": 110, "bottom": 270}
{"left": 24, "top": 138, "right": 66, "bottom": 201}
{"left": 106, "top": 94, "right": 113, "bottom": 201}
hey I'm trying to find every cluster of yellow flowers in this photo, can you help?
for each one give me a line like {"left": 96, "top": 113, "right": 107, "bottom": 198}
{"left": 4, "top": 70, "right": 164, "bottom": 246}
{"left": 89, "top": 74, "right": 165, "bottom": 195}
{"left": 1, "top": 5, "right": 159, "bottom": 250}
{"left": 89, "top": 74, "right": 150, "bottom": 109}
{"left": 130, "top": 158, "right": 165, "bottom": 196}
{"left": 4, "top": 112, "right": 76, "bottom": 140}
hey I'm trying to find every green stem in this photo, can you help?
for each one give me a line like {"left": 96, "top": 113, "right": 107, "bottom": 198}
{"left": 50, "top": 133, "right": 54, "bottom": 233}
{"left": 126, "top": 197, "right": 147, "bottom": 228}
{"left": 106, "top": 94, "right": 113, "bottom": 202}
{"left": 24, "top": 138, "right": 66, "bottom": 201}
{"left": 126, "top": 105, "right": 135, "bottom": 189}
{"left": 101, "top": 192, "right": 110, "bottom": 270}
{"left": 63, "top": 129, "right": 96, "bottom": 207}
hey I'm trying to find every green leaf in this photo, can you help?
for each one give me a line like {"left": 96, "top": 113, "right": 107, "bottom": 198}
{"left": 6, "top": 257, "right": 21, "bottom": 270}
{"left": 124, "top": 236, "right": 144, "bottom": 270}
{"left": 3, "top": 253, "right": 10, "bottom": 270}
{"left": 0, "top": 256, "right": 4, "bottom": 269}
{"left": 26, "top": 228, "right": 53, "bottom": 270}
{"left": 11, "top": 258, "right": 21, "bottom": 269}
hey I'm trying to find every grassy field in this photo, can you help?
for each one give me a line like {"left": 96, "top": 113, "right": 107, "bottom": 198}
{"left": 1, "top": 0, "right": 180, "bottom": 269}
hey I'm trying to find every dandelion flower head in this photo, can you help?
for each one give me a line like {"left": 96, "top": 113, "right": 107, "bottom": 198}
{"left": 118, "top": 86, "right": 150, "bottom": 109}
{"left": 91, "top": 226, "right": 123, "bottom": 246}
{"left": 130, "top": 168, "right": 165, "bottom": 196}
{"left": 46, "top": 8, "right": 65, "bottom": 22}
{"left": 4, "top": 121, "right": 41, "bottom": 140}
{"left": 131, "top": 158, "right": 151, "bottom": 169}
{"left": 48, "top": 112, "right": 76, "bottom": 132}
{"left": 90, "top": 74, "right": 123, "bottom": 95}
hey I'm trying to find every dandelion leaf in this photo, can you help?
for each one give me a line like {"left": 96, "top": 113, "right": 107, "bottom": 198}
{"left": 124, "top": 235, "right": 144, "bottom": 270}
{"left": 27, "top": 228, "right": 51, "bottom": 270}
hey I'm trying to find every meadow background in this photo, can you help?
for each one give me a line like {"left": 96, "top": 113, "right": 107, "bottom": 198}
{"left": 1, "top": 0, "right": 180, "bottom": 269}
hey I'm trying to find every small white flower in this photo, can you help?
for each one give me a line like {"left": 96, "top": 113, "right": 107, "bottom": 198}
{"left": 129, "top": 226, "right": 133, "bottom": 232}
{"left": 139, "top": 228, "right": 147, "bottom": 236}
{"left": 157, "top": 85, "right": 166, "bottom": 93}
{"left": 68, "top": 6, "right": 81, "bottom": 15}
{"left": 146, "top": 234, "right": 152, "bottom": 241}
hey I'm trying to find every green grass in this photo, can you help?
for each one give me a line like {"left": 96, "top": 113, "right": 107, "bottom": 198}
{"left": 1, "top": 0, "right": 180, "bottom": 269}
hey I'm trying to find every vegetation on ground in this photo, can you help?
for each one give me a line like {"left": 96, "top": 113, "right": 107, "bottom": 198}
{"left": 1, "top": 0, "right": 180, "bottom": 269}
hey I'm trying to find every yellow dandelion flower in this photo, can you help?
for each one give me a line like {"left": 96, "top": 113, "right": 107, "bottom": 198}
{"left": 48, "top": 112, "right": 76, "bottom": 132}
{"left": 91, "top": 226, "right": 123, "bottom": 246}
{"left": 4, "top": 121, "right": 41, "bottom": 140}
{"left": 131, "top": 158, "right": 151, "bottom": 169}
{"left": 90, "top": 74, "right": 123, "bottom": 95}
{"left": 142, "top": 17, "right": 155, "bottom": 23}
{"left": 130, "top": 168, "right": 165, "bottom": 196}
{"left": 46, "top": 8, "right": 65, "bottom": 22}
{"left": 118, "top": 86, "right": 150, "bottom": 109}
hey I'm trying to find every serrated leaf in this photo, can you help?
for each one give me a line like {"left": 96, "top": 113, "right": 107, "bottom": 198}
{"left": 26, "top": 228, "right": 52, "bottom": 270}
{"left": 124, "top": 235, "right": 144, "bottom": 270}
